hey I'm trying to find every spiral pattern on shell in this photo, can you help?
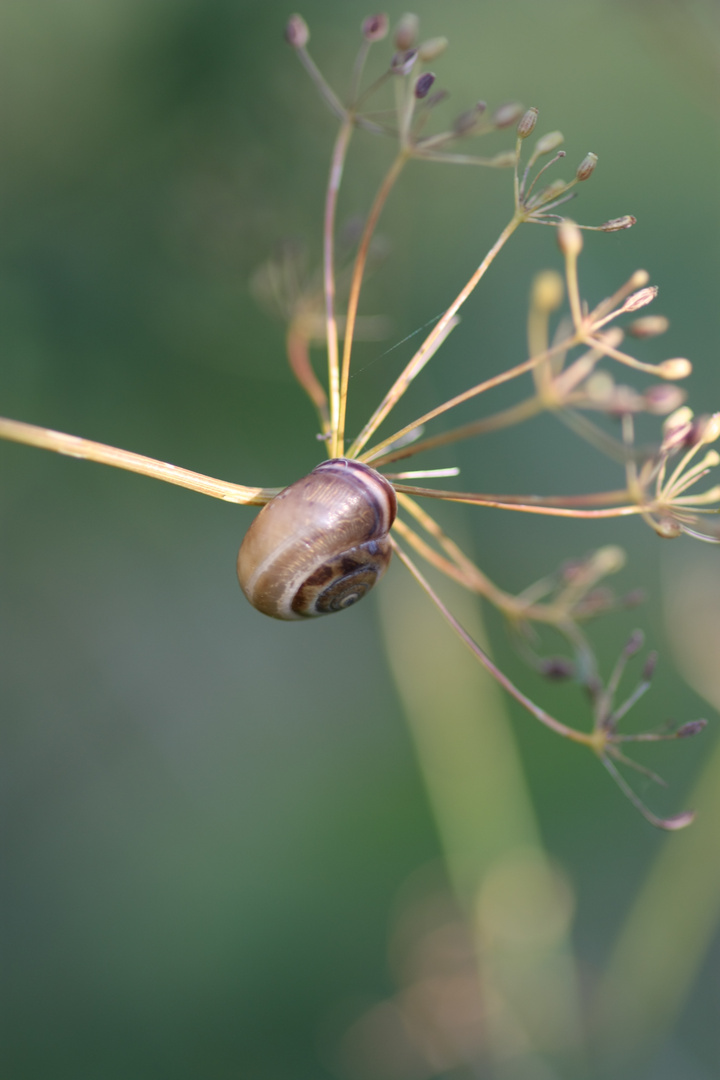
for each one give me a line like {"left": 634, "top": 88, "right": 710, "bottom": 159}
{"left": 237, "top": 458, "right": 397, "bottom": 619}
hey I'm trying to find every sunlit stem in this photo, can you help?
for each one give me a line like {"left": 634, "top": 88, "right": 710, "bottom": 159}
{"left": 563, "top": 236, "right": 583, "bottom": 330}
{"left": 325, "top": 118, "right": 354, "bottom": 456}
{"left": 0, "top": 418, "right": 276, "bottom": 505}
{"left": 392, "top": 482, "right": 644, "bottom": 518}
{"left": 600, "top": 755, "right": 695, "bottom": 831}
{"left": 336, "top": 151, "right": 408, "bottom": 456}
{"left": 391, "top": 538, "right": 593, "bottom": 745}
{"left": 348, "top": 215, "right": 523, "bottom": 459}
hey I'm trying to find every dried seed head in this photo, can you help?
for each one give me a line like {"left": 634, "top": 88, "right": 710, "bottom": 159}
{"left": 531, "top": 269, "right": 564, "bottom": 313}
{"left": 492, "top": 101, "right": 524, "bottom": 128}
{"left": 557, "top": 220, "right": 583, "bottom": 257}
{"left": 418, "top": 35, "right": 448, "bottom": 61}
{"left": 285, "top": 14, "right": 310, "bottom": 48}
{"left": 394, "top": 12, "right": 419, "bottom": 50}
{"left": 391, "top": 48, "right": 418, "bottom": 75}
{"left": 601, "top": 215, "right": 637, "bottom": 232}
{"left": 643, "top": 384, "right": 686, "bottom": 415}
{"left": 622, "top": 286, "right": 658, "bottom": 313}
{"left": 517, "top": 107, "right": 539, "bottom": 139}
{"left": 628, "top": 315, "right": 670, "bottom": 338}
{"left": 658, "top": 358, "right": 692, "bottom": 380}
{"left": 540, "top": 657, "right": 575, "bottom": 679}
{"left": 576, "top": 152, "right": 598, "bottom": 181}
{"left": 641, "top": 651, "right": 658, "bottom": 681}
{"left": 454, "top": 108, "right": 480, "bottom": 135}
{"left": 362, "top": 14, "right": 389, "bottom": 41}
{"left": 534, "top": 130, "right": 564, "bottom": 156}
{"left": 414, "top": 72, "right": 436, "bottom": 99}
{"left": 623, "top": 630, "right": 645, "bottom": 658}
{"left": 677, "top": 719, "right": 707, "bottom": 738}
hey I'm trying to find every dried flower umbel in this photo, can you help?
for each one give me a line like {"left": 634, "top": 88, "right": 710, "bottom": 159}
{"left": 0, "top": 13, "right": 714, "bottom": 829}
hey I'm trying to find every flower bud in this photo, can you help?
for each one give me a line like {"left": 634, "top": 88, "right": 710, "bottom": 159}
{"left": 592, "top": 546, "right": 626, "bottom": 575}
{"left": 394, "top": 12, "right": 419, "bottom": 50}
{"left": 391, "top": 48, "right": 418, "bottom": 75}
{"left": 658, "top": 358, "right": 692, "bottom": 380}
{"left": 418, "top": 36, "right": 448, "bottom": 61}
{"left": 362, "top": 14, "right": 389, "bottom": 41}
{"left": 641, "top": 651, "right": 658, "bottom": 682}
{"left": 414, "top": 72, "right": 436, "bottom": 99}
{"left": 517, "top": 107, "right": 538, "bottom": 138}
{"left": 531, "top": 270, "right": 564, "bottom": 313}
{"left": 628, "top": 315, "right": 669, "bottom": 338}
{"left": 540, "top": 657, "right": 575, "bottom": 679}
{"left": 600, "top": 216, "right": 637, "bottom": 232}
{"left": 643, "top": 384, "right": 685, "bottom": 415}
{"left": 677, "top": 719, "right": 707, "bottom": 738}
{"left": 533, "top": 130, "right": 564, "bottom": 156}
{"left": 700, "top": 413, "right": 720, "bottom": 444}
{"left": 454, "top": 108, "right": 479, "bottom": 135}
{"left": 576, "top": 152, "right": 598, "bottom": 181}
{"left": 285, "top": 14, "right": 310, "bottom": 48}
{"left": 623, "top": 630, "right": 645, "bottom": 658}
{"left": 557, "top": 220, "right": 583, "bottom": 258}
{"left": 622, "top": 286, "right": 658, "bottom": 313}
{"left": 492, "top": 101, "right": 524, "bottom": 128}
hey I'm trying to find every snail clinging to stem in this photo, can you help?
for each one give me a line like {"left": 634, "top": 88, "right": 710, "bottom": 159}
{"left": 237, "top": 458, "right": 397, "bottom": 620}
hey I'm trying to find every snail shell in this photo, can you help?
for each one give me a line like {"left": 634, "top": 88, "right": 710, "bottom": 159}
{"left": 237, "top": 458, "right": 397, "bottom": 620}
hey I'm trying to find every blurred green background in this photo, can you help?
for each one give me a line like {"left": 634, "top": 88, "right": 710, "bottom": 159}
{"left": 1, "top": 1, "right": 719, "bottom": 1077}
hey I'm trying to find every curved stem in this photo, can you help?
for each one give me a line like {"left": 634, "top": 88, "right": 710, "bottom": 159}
{"left": 391, "top": 482, "right": 642, "bottom": 518}
{"left": 0, "top": 418, "right": 276, "bottom": 506}
{"left": 391, "top": 538, "right": 593, "bottom": 746}
{"left": 325, "top": 119, "right": 354, "bottom": 455}
{"left": 336, "top": 152, "right": 407, "bottom": 456}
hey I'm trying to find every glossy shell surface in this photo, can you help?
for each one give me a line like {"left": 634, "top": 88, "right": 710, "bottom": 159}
{"left": 237, "top": 458, "right": 397, "bottom": 619}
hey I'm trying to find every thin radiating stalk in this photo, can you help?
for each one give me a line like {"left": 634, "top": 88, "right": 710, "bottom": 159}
{"left": 325, "top": 118, "right": 354, "bottom": 454}
{"left": 285, "top": 325, "right": 331, "bottom": 438}
{"left": 391, "top": 537, "right": 593, "bottom": 746}
{"left": 392, "top": 482, "right": 641, "bottom": 518}
{"left": 0, "top": 418, "right": 275, "bottom": 505}
{"left": 336, "top": 152, "right": 407, "bottom": 456}
{"left": 348, "top": 215, "right": 523, "bottom": 459}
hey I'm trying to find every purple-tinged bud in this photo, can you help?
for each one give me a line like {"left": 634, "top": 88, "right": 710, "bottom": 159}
{"left": 285, "top": 14, "right": 310, "bottom": 48}
{"left": 643, "top": 384, "right": 685, "bottom": 416}
{"left": 576, "top": 152, "right": 598, "bottom": 181}
{"left": 488, "top": 150, "right": 518, "bottom": 167}
{"left": 475, "top": 100, "right": 487, "bottom": 113}
{"left": 394, "top": 12, "right": 419, "bottom": 50}
{"left": 628, "top": 314, "right": 669, "bottom": 338}
{"left": 418, "top": 36, "right": 448, "bottom": 61}
{"left": 454, "top": 108, "right": 479, "bottom": 135}
{"left": 414, "top": 72, "right": 436, "bottom": 99}
{"left": 362, "top": 14, "right": 389, "bottom": 41}
{"left": 601, "top": 215, "right": 637, "bottom": 232}
{"left": 540, "top": 657, "right": 575, "bottom": 680}
{"left": 517, "top": 107, "right": 539, "bottom": 138}
{"left": 424, "top": 89, "right": 449, "bottom": 109}
{"left": 492, "top": 101, "right": 524, "bottom": 128}
{"left": 677, "top": 719, "right": 707, "bottom": 738}
{"left": 391, "top": 48, "right": 418, "bottom": 75}
{"left": 622, "top": 286, "right": 658, "bottom": 313}
{"left": 533, "top": 130, "right": 564, "bottom": 156}
{"left": 623, "top": 630, "right": 645, "bottom": 657}
{"left": 557, "top": 220, "right": 583, "bottom": 258}
{"left": 642, "top": 651, "right": 658, "bottom": 682}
